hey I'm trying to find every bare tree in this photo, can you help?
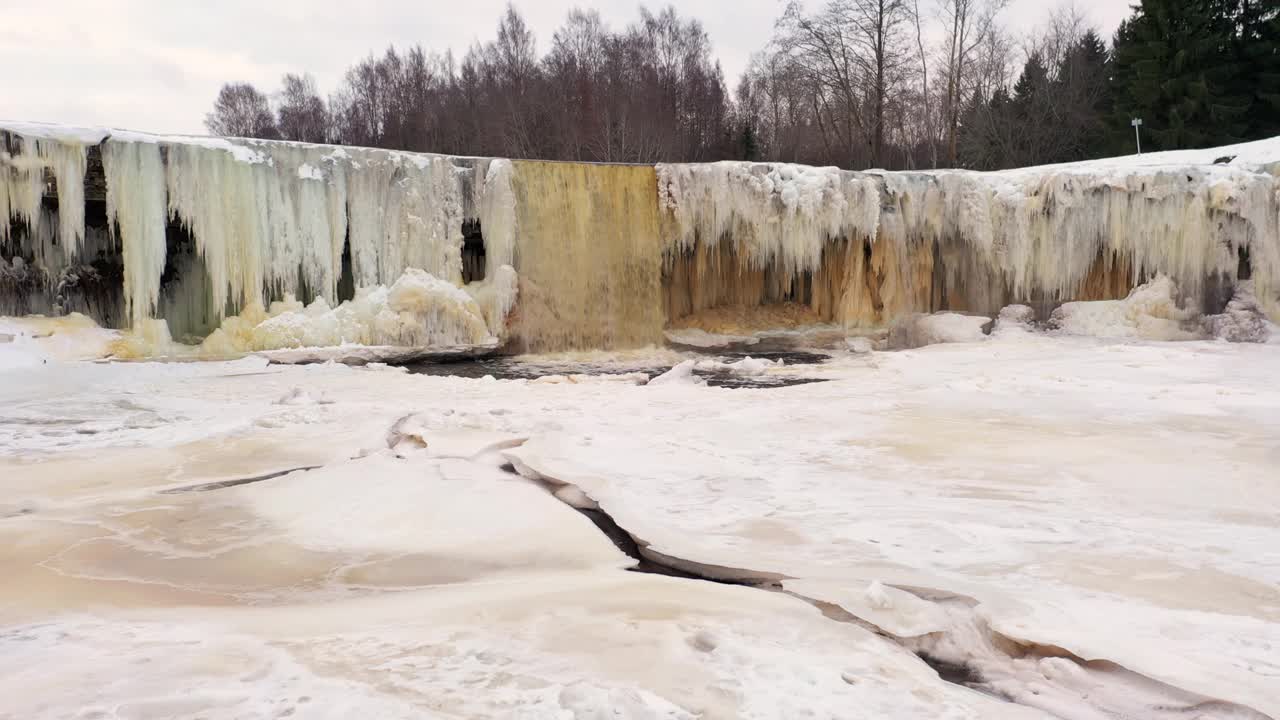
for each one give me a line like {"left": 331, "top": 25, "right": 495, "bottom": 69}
{"left": 850, "top": 0, "right": 912, "bottom": 167}
{"left": 938, "top": 0, "right": 1008, "bottom": 165}
{"left": 545, "top": 9, "right": 609, "bottom": 160}
{"left": 909, "top": 0, "right": 936, "bottom": 167}
{"left": 205, "top": 82, "right": 278, "bottom": 139}
{"left": 777, "top": 1, "right": 868, "bottom": 166}
{"left": 275, "top": 74, "right": 328, "bottom": 144}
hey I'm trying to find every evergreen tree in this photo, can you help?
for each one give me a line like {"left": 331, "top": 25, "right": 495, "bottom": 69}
{"left": 1056, "top": 30, "right": 1112, "bottom": 159}
{"left": 1109, "top": 0, "right": 1250, "bottom": 152}
{"left": 1012, "top": 53, "right": 1050, "bottom": 108}
{"left": 1234, "top": 0, "right": 1280, "bottom": 139}
{"left": 738, "top": 123, "right": 761, "bottom": 161}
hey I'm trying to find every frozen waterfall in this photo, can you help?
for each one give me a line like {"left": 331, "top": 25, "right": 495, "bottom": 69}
{"left": 3, "top": 120, "right": 1279, "bottom": 356}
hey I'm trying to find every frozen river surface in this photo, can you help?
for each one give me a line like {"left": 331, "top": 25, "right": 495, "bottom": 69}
{"left": 1, "top": 325, "right": 1278, "bottom": 719}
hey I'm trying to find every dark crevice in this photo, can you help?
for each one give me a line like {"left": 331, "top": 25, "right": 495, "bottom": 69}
{"left": 575, "top": 508, "right": 706, "bottom": 579}
{"left": 495, "top": 461, "right": 755, "bottom": 583}
{"left": 462, "top": 218, "right": 485, "bottom": 283}
{"left": 495, "top": 457, "right": 1273, "bottom": 720}
{"left": 337, "top": 226, "right": 355, "bottom": 303}
{"left": 784, "top": 589, "right": 999, "bottom": 698}
{"left": 160, "top": 465, "right": 321, "bottom": 494}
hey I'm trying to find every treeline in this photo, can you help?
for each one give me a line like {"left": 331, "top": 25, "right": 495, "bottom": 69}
{"left": 206, "top": 0, "right": 1280, "bottom": 171}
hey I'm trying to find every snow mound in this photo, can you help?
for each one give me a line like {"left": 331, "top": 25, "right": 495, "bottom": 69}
{"left": 1203, "top": 282, "right": 1275, "bottom": 343}
{"left": 1051, "top": 276, "right": 1202, "bottom": 340}
{"left": 648, "top": 359, "right": 706, "bottom": 386}
{"left": 694, "top": 356, "right": 783, "bottom": 376}
{"left": 993, "top": 304, "right": 1037, "bottom": 336}
{"left": 845, "top": 336, "right": 876, "bottom": 354}
{"left": 888, "top": 312, "right": 991, "bottom": 349}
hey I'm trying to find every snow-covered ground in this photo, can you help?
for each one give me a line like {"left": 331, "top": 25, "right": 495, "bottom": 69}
{"left": 1, "top": 318, "right": 1278, "bottom": 718}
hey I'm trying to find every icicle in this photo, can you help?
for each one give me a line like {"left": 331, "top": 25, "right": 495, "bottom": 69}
{"left": 657, "top": 162, "right": 881, "bottom": 276}
{"left": 164, "top": 141, "right": 268, "bottom": 316}
{"left": 478, "top": 159, "right": 516, "bottom": 273}
{"left": 102, "top": 140, "right": 167, "bottom": 327}
{"left": 659, "top": 158, "right": 1280, "bottom": 328}
{"left": 0, "top": 135, "right": 46, "bottom": 244}
{"left": 36, "top": 138, "right": 87, "bottom": 257}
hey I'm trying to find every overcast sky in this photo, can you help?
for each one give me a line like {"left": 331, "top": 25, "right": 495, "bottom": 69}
{"left": 2, "top": 0, "right": 1132, "bottom": 136}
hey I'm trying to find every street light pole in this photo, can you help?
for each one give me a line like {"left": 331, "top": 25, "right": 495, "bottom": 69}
{"left": 1131, "top": 118, "right": 1143, "bottom": 155}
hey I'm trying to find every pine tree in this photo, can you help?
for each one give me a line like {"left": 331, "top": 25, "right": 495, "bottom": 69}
{"left": 738, "top": 123, "right": 761, "bottom": 161}
{"left": 1057, "top": 30, "right": 1112, "bottom": 159}
{"left": 1235, "top": 0, "right": 1280, "bottom": 139}
{"left": 1109, "top": 0, "right": 1251, "bottom": 152}
{"left": 1012, "top": 53, "right": 1050, "bottom": 108}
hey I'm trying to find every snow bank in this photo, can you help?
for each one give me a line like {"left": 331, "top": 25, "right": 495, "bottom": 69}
{"left": 888, "top": 312, "right": 991, "bottom": 349}
{"left": 0, "top": 313, "right": 118, "bottom": 370}
{"left": 991, "top": 304, "right": 1038, "bottom": 338}
{"left": 1050, "top": 276, "right": 1202, "bottom": 340}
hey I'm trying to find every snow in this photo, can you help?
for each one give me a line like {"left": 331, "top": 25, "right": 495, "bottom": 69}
{"left": 845, "top": 335, "right": 876, "bottom": 353}
{"left": 646, "top": 358, "right": 704, "bottom": 386}
{"left": 5, "top": 117, "right": 1280, "bottom": 716}
{"left": 0, "top": 119, "right": 111, "bottom": 144}
{"left": 693, "top": 355, "right": 782, "bottom": 376}
{"left": 1, "top": 332, "right": 1279, "bottom": 717}
{"left": 0, "top": 313, "right": 119, "bottom": 371}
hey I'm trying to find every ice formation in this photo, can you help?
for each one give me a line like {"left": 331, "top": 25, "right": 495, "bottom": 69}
{"left": 4, "top": 123, "right": 525, "bottom": 353}
{"left": 1, "top": 129, "right": 117, "bottom": 320}
{"left": 658, "top": 144, "right": 1280, "bottom": 333}
{"left": 5, "top": 120, "right": 1280, "bottom": 355}
{"left": 198, "top": 268, "right": 499, "bottom": 356}
{"left": 1204, "top": 281, "right": 1276, "bottom": 343}
{"left": 1050, "top": 275, "right": 1203, "bottom": 340}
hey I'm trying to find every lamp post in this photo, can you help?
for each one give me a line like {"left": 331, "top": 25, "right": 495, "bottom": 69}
{"left": 1131, "top": 117, "right": 1143, "bottom": 155}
